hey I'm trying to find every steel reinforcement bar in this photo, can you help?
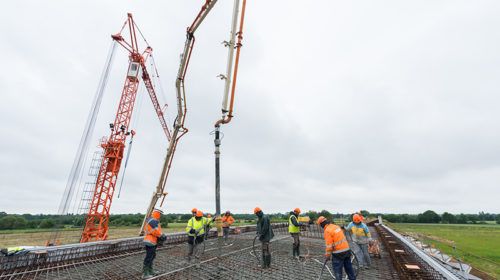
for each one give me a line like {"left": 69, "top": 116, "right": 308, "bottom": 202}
{"left": 0, "top": 223, "right": 288, "bottom": 274}
{"left": 376, "top": 224, "right": 463, "bottom": 280}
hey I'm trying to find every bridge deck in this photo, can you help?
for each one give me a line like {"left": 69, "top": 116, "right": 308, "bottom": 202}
{"left": 1, "top": 226, "right": 402, "bottom": 280}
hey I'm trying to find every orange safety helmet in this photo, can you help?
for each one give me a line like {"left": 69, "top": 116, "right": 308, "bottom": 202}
{"left": 353, "top": 214, "right": 363, "bottom": 223}
{"left": 316, "top": 216, "right": 327, "bottom": 225}
{"left": 253, "top": 207, "right": 262, "bottom": 214}
{"left": 191, "top": 208, "right": 198, "bottom": 213}
{"left": 195, "top": 210, "right": 203, "bottom": 218}
{"left": 152, "top": 209, "right": 163, "bottom": 220}
{"left": 294, "top": 208, "right": 301, "bottom": 214}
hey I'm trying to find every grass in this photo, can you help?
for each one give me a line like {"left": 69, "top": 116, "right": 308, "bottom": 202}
{"left": 391, "top": 223, "right": 500, "bottom": 279}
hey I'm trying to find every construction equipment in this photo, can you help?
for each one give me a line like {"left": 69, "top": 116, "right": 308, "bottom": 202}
{"left": 140, "top": 0, "right": 219, "bottom": 233}
{"left": 78, "top": 13, "right": 171, "bottom": 243}
{"left": 214, "top": 0, "right": 247, "bottom": 223}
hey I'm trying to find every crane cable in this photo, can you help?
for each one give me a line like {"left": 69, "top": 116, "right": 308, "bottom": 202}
{"left": 117, "top": 81, "right": 145, "bottom": 198}
{"left": 150, "top": 54, "right": 172, "bottom": 132}
{"left": 117, "top": 134, "right": 134, "bottom": 198}
{"left": 47, "top": 40, "right": 117, "bottom": 246}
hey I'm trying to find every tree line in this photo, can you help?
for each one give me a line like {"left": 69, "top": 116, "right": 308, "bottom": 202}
{"left": 1, "top": 210, "right": 498, "bottom": 230}
{"left": 381, "top": 210, "right": 500, "bottom": 224}
{"left": 0, "top": 212, "right": 289, "bottom": 230}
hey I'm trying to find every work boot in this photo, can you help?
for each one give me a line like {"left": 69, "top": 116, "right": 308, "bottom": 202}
{"left": 149, "top": 265, "right": 159, "bottom": 276}
{"left": 142, "top": 266, "right": 153, "bottom": 279}
{"left": 265, "top": 255, "right": 272, "bottom": 268}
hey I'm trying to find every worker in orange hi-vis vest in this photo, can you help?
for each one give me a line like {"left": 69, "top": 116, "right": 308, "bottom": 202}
{"left": 143, "top": 209, "right": 166, "bottom": 279}
{"left": 317, "top": 216, "right": 356, "bottom": 280}
{"left": 346, "top": 213, "right": 372, "bottom": 269}
{"left": 221, "top": 210, "right": 235, "bottom": 243}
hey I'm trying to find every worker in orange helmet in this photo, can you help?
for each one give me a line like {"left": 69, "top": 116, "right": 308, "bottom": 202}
{"left": 185, "top": 210, "right": 206, "bottom": 261}
{"left": 288, "top": 208, "right": 304, "bottom": 258}
{"left": 317, "top": 216, "right": 356, "bottom": 280}
{"left": 143, "top": 209, "right": 166, "bottom": 279}
{"left": 347, "top": 213, "right": 372, "bottom": 269}
{"left": 254, "top": 207, "right": 274, "bottom": 268}
{"left": 191, "top": 208, "right": 198, "bottom": 217}
{"left": 221, "top": 210, "right": 235, "bottom": 243}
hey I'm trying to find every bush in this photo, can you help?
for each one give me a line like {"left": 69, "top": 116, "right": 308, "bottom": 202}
{"left": 417, "top": 210, "right": 441, "bottom": 223}
{"left": 441, "top": 212, "right": 456, "bottom": 224}
{"left": 39, "top": 219, "right": 55, "bottom": 229}
{"left": 0, "top": 215, "right": 27, "bottom": 229}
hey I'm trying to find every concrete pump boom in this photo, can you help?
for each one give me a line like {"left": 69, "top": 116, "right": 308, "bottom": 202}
{"left": 141, "top": 0, "right": 219, "bottom": 234}
{"left": 214, "top": 0, "right": 247, "bottom": 218}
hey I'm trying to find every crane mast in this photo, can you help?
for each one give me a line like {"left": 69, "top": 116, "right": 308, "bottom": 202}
{"left": 80, "top": 13, "right": 170, "bottom": 243}
{"left": 141, "top": 0, "right": 219, "bottom": 232}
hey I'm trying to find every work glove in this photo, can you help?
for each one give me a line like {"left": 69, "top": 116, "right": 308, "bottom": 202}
{"left": 157, "top": 234, "right": 167, "bottom": 246}
{"left": 189, "top": 229, "right": 196, "bottom": 234}
{"left": 324, "top": 253, "right": 331, "bottom": 261}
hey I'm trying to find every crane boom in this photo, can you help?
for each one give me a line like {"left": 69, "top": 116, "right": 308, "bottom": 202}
{"left": 141, "top": 0, "right": 218, "bottom": 233}
{"left": 81, "top": 13, "right": 169, "bottom": 242}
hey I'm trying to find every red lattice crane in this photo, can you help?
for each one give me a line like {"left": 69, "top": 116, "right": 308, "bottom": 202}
{"left": 80, "top": 13, "right": 170, "bottom": 243}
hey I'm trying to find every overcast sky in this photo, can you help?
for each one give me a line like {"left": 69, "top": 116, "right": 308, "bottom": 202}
{"left": 1, "top": 1, "right": 499, "bottom": 215}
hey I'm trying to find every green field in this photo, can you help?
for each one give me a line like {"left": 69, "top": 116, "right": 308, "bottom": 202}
{"left": 392, "top": 223, "right": 500, "bottom": 279}
{"left": 0, "top": 221, "right": 255, "bottom": 248}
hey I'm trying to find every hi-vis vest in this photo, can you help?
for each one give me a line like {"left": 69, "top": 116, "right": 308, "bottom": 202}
{"left": 324, "top": 224, "right": 350, "bottom": 254}
{"left": 143, "top": 218, "right": 162, "bottom": 246}
{"left": 186, "top": 217, "right": 205, "bottom": 237}
{"left": 221, "top": 215, "right": 235, "bottom": 228}
{"left": 288, "top": 215, "right": 300, "bottom": 233}
{"left": 349, "top": 222, "right": 371, "bottom": 244}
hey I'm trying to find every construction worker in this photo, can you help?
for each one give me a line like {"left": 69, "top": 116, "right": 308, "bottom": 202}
{"left": 191, "top": 208, "right": 198, "bottom": 217}
{"left": 186, "top": 210, "right": 206, "bottom": 261}
{"left": 346, "top": 213, "right": 372, "bottom": 269}
{"left": 221, "top": 210, "right": 235, "bottom": 243}
{"left": 0, "top": 247, "right": 27, "bottom": 256}
{"left": 289, "top": 208, "right": 304, "bottom": 258}
{"left": 317, "top": 216, "right": 356, "bottom": 280}
{"left": 143, "top": 209, "right": 166, "bottom": 279}
{"left": 254, "top": 207, "right": 274, "bottom": 269}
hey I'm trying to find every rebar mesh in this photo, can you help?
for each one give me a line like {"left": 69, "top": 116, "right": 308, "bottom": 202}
{"left": 1, "top": 224, "right": 402, "bottom": 280}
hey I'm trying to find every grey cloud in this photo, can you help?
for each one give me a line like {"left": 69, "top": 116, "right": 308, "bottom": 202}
{"left": 1, "top": 1, "right": 499, "bottom": 215}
